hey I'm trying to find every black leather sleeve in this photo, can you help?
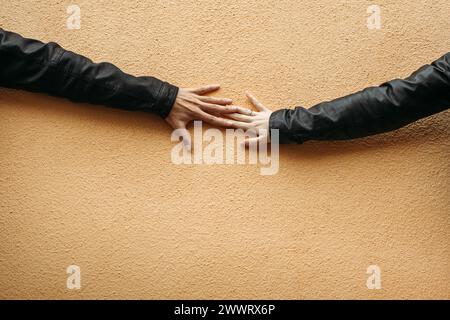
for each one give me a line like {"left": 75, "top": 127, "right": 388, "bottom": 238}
{"left": 270, "top": 53, "right": 450, "bottom": 144}
{"left": 0, "top": 28, "right": 178, "bottom": 118}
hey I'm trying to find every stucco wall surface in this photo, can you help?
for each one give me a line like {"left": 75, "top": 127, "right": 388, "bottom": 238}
{"left": 0, "top": 0, "right": 449, "bottom": 299}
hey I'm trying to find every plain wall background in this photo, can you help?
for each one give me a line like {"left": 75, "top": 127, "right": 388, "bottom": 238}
{"left": 0, "top": 0, "right": 449, "bottom": 299}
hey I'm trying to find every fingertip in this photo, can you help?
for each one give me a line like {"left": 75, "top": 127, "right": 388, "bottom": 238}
{"left": 204, "top": 84, "right": 220, "bottom": 93}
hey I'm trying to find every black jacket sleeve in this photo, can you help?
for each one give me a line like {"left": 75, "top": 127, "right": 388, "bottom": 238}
{"left": 269, "top": 53, "right": 450, "bottom": 144}
{"left": 0, "top": 28, "right": 178, "bottom": 118}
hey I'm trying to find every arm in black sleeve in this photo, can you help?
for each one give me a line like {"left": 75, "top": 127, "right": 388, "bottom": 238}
{"left": 0, "top": 28, "right": 178, "bottom": 118}
{"left": 269, "top": 53, "right": 450, "bottom": 144}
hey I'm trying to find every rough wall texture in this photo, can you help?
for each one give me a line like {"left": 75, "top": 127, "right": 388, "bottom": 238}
{"left": 0, "top": 0, "right": 449, "bottom": 299}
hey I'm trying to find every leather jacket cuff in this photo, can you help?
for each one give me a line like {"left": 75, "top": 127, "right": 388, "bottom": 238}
{"left": 151, "top": 81, "right": 179, "bottom": 118}
{"left": 269, "top": 109, "right": 307, "bottom": 144}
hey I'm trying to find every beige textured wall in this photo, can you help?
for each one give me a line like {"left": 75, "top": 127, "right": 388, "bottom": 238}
{"left": 0, "top": 0, "right": 449, "bottom": 299}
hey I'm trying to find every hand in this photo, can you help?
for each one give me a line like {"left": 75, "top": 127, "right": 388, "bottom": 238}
{"left": 166, "top": 84, "right": 244, "bottom": 151}
{"left": 226, "top": 92, "right": 273, "bottom": 147}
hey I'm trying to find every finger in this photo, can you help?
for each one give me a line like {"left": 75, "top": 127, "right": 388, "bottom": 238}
{"left": 227, "top": 120, "right": 251, "bottom": 130}
{"left": 197, "top": 111, "right": 234, "bottom": 127}
{"left": 198, "top": 111, "right": 250, "bottom": 129}
{"left": 199, "top": 103, "right": 241, "bottom": 114}
{"left": 199, "top": 103, "right": 255, "bottom": 116}
{"left": 226, "top": 113, "right": 253, "bottom": 123}
{"left": 199, "top": 95, "right": 233, "bottom": 105}
{"left": 188, "top": 84, "right": 221, "bottom": 95}
{"left": 233, "top": 106, "right": 256, "bottom": 116}
{"left": 231, "top": 121, "right": 251, "bottom": 130}
{"left": 245, "top": 92, "right": 268, "bottom": 111}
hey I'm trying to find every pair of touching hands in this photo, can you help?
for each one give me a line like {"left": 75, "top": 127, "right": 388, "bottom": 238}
{"left": 166, "top": 84, "right": 272, "bottom": 150}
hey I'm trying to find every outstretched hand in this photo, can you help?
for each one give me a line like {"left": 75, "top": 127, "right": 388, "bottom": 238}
{"left": 226, "top": 92, "right": 273, "bottom": 147}
{"left": 166, "top": 86, "right": 272, "bottom": 150}
{"left": 166, "top": 84, "right": 250, "bottom": 151}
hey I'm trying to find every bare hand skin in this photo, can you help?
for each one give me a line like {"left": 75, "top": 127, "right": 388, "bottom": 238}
{"left": 166, "top": 84, "right": 247, "bottom": 150}
{"left": 226, "top": 92, "right": 273, "bottom": 147}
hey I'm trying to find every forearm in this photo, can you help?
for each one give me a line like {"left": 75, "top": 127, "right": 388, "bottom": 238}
{"left": 0, "top": 28, "right": 178, "bottom": 118}
{"left": 270, "top": 53, "right": 450, "bottom": 144}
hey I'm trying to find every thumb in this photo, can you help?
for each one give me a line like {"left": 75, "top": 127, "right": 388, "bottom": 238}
{"left": 169, "top": 120, "right": 192, "bottom": 152}
{"left": 178, "top": 125, "right": 192, "bottom": 152}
